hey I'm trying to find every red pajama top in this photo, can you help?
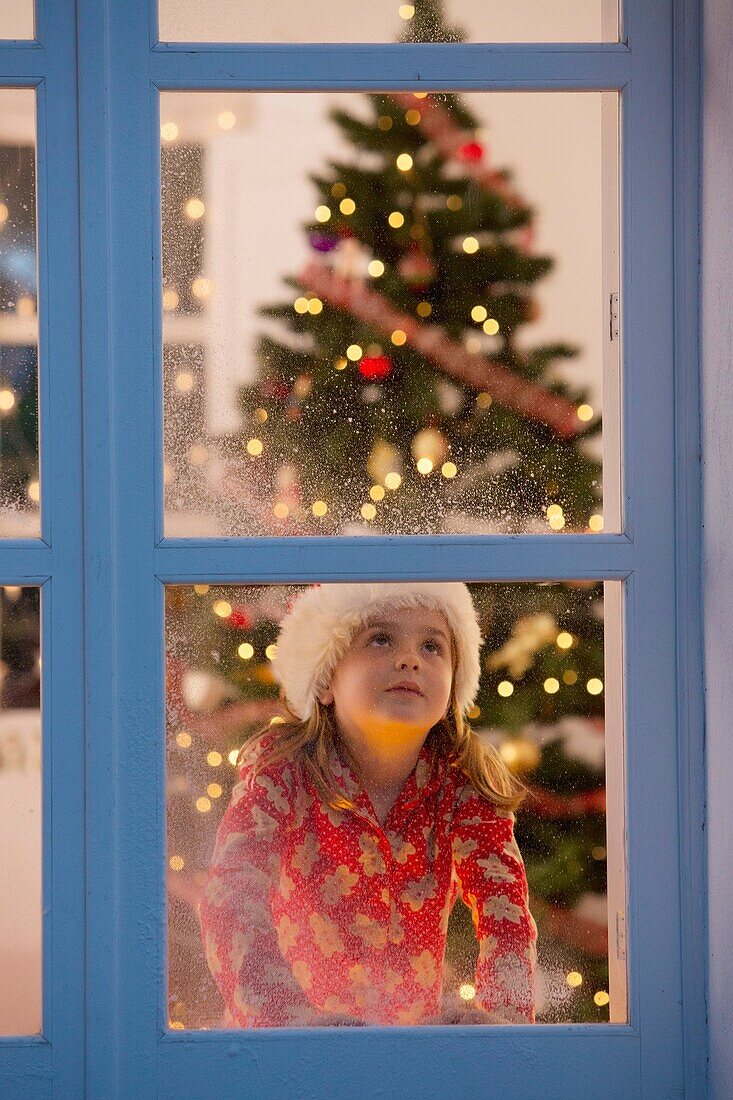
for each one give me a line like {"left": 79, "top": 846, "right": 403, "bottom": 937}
{"left": 200, "top": 734, "right": 537, "bottom": 1027}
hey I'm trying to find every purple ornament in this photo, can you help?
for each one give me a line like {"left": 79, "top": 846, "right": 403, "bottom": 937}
{"left": 309, "top": 231, "right": 339, "bottom": 254}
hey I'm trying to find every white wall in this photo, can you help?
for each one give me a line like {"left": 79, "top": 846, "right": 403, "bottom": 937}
{"left": 702, "top": 0, "right": 733, "bottom": 1095}
{"left": 159, "top": 0, "right": 616, "bottom": 45}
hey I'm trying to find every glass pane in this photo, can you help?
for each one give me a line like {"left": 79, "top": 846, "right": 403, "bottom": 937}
{"left": 0, "top": 1, "right": 34, "bottom": 40}
{"left": 165, "top": 580, "right": 625, "bottom": 1028}
{"left": 159, "top": 0, "right": 619, "bottom": 44}
{"left": 0, "top": 585, "right": 41, "bottom": 1035}
{"left": 0, "top": 89, "right": 40, "bottom": 537}
{"left": 161, "top": 90, "right": 618, "bottom": 538}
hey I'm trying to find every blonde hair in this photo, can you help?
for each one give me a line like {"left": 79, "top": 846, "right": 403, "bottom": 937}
{"left": 243, "top": 684, "right": 526, "bottom": 815}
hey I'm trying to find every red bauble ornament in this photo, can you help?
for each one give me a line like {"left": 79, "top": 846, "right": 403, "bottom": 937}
{"left": 525, "top": 298, "right": 542, "bottom": 322}
{"left": 459, "top": 141, "right": 484, "bottom": 162}
{"left": 398, "top": 247, "right": 437, "bottom": 292}
{"left": 226, "top": 607, "right": 253, "bottom": 630}
{"left": 518, "top": 225, "right": 535, "bottom": 252}
{"left": 358, "top": 355, "right": 393, "bottom": 381}
{"left": 261, "top": 380, "right": 290, "bottom": 401}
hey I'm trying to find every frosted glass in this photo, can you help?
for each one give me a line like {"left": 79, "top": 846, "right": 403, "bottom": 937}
{"left": 0, "top": 1, "right": 34, "bottom": 40}
{"left": 0, "top": 89, "right": 40, "bottom": 537}
{"left": 159, "top": 0, "right": 619, "bottom": 45}
{"left": 165, "top": 580, "right": 625, "bottom": 1028}
{"left": 161, "top": 90, "right": 617, "bottom": 538}
{"left": 0, "top": 586, "right": 41, "bottom": 1035}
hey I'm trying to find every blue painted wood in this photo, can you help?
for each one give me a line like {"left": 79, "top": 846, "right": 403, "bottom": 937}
{"left": 0, "top": 49, "right": 44, "bottom": 80}
{"left": 149, "top": 42, "right": 632, "bottom": 91}
{"left": 102, "top": 0, "right": 695, "bottom": 1091}
{"left": 31, "top": 0, "right": 43, "bottom": 44}
{"left": 104, "top": 2, "right": 686, "bottom": 1100}
{"left": 104, "top": 3, "right": 164, "bottom": 1096}
{"left": 617, "top": 2, "right": 684, "bottom": 1091}
{"left": 0, "top": 545, "right": 52, "bottom": 576}
{"left": 0, "top": 0, "right": 704, "bottom": 1096}
{"left": 159, "top": 1025, "right": 641, "bottom": 1100}
{"left": 93, "top": 0, "right": 702, "bottom": 1097}
{"left": 35, "top": 0, "right": 86, "bottom": 1094}
{"left": 616, "top": 6, "right": 704, "bottom": 1091}
{"left": 0, "top": 67, "right": 43, "bottom": 87}
{"left": 671, "top": 0, "right": 707, "bottom": 1095}
{"left": 154, "top": 535, "right": 634, "bottom": 582}
{"left": 0, "top": 1, "right": 86, "bottom": 1098}
{"left": 75, "top": 0, "right": 121, "bottom": 1095}
{"left": 0, "top": 1038, "right": 52, "bottom": 1097}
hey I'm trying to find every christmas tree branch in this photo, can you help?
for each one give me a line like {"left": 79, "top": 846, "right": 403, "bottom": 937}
{"left": 299, "top": 261, "right": 583, "bottom": 439}
{"left": 528, "top": 893, "right": 609, "bottom": 958}
{"left": 524, "top": 785, "right": 606, "bottom": 818}
{"left": 388, "top": 92, "right": 534, "bottom": 250}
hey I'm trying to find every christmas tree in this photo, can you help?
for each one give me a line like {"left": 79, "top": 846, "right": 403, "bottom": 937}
{"left": 232, "top": 0, "right": 601, "bottom": 538}
{"left": 165, "top": 0, "right": 610, "bottom": 1029}
{"left": 167, "top": 581, "right": 608, "bottom": 1027}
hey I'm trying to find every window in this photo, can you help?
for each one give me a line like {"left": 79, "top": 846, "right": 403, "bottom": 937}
{"left": 0, "top": 1, "right": 704, "bottom": 1096}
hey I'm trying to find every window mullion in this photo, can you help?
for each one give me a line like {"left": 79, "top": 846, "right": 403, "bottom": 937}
{"left": 150, "top": 41, "right": 632, "bottom": 91}
{"left": 154, "top": 535, "right": 633, "bottom": 583}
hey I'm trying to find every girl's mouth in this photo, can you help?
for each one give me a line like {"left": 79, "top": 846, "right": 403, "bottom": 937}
{"left": 387, "top": 682, "right": 424, "bottom": 696}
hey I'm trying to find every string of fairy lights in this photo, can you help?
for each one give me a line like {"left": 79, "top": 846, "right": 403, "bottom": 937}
{"left": 160, "top": 86, "right": 605, "bottom": 536}
{"left": 178, "top": 587, "right": 604, "bottom": 720}
{"left": 0, "top": 198, "right": 41, "bottom": 508}
{"left": 167, "top": 577, "right": 609, "bottom": 1021}
{"left": 163, "top": 3, "right": 610, "bottom": 1024}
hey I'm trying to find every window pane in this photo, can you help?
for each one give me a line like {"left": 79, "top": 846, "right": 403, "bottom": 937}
{"left": 161, "top": 90, "right": 618, "bottom": 538}
{"left": 159, "top": 0, "right": 619, "bottom": 44}
{"left": 165, "top": 580, "right": 625, "bottom": 1029}
{"left": 0, "top": 585, "right": 41, "bottom": 1035}
{"left": 0, "top": 89, "right": 40, "bottom": 537}
{"left": 0, "top": 1, "right": 34, "bottom": 40}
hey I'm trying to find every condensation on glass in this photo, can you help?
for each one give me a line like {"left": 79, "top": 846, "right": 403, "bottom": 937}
{"left": 160, "top": 89, "right": 619, "bottom": 538}
{"left": 158, "top": 0, "right": 619, "bottom": 44}
{"left": 0, "top": 585, "right": 41, "bottom": 1035}
{"left": 0, "top": 1, "right": 34, "bottom": 40}
{"left": 165, "top": 580, "right": 625, "bottom": 1029}
{"left": 0, "top": 89, "right": 40, "bottom": 537}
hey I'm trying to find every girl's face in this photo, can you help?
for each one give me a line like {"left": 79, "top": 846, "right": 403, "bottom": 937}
{"left": 319, "top": 606, "right": 454, "bottom": 746}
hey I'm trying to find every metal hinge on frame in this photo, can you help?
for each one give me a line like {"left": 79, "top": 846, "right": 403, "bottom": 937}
{"left": 610, "top": 292, "right": 620, "bottom": 341}
{"left": 616, "top": 910, "right": 627, "bottom": 960}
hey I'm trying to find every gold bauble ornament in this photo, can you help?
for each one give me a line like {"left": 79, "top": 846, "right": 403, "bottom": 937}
{"left": 487, "top": 613, "right": 558, "bottom": 678}
{"left": 293, "top": 374, "right": 313, "bottom": 399}
{"left": 276, "top": 464, "right": 297, "bottom": 490}
{"left": 410, "top": 427, "right": 447, "bottom": 466}
{"left": 367, "top": 439, "right": 401, "bottom": 483}
{"left": 499, "top": 736, "right": 542, "bottom": 775}
{"left": 251, "top": 662, "right": 276, "bottom": 685}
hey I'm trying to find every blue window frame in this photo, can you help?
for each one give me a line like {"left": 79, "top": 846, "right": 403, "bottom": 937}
{"left": 0, "top": 0, "right": 705, "bottom": 1096}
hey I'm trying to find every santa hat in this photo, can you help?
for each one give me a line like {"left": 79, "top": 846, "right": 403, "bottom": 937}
{"left": 272, "top": 582, "right": 483, "bottom": 721}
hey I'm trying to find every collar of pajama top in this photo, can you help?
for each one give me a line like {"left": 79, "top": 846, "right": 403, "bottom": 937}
{"left": 324, "top": 735, "right": 447, "bottom": 829}
{"left": 200, "top": 733, "right": 537, "bottom": 1028}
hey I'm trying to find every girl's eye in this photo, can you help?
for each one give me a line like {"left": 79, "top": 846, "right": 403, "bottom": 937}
{"left": 369, "top": 632, "right": 391, "bottom": 646}
{"left": 423, "top": 639, "right": 443, "bottom": 655}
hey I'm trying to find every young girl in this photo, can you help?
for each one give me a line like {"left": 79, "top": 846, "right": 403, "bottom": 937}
{"left": 200, "top": 582, "right": 537, "bottom": 1027}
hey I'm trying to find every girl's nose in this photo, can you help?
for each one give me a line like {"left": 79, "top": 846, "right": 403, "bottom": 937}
{"left": 396, "top": 650, "right": 420, "bottom": 670}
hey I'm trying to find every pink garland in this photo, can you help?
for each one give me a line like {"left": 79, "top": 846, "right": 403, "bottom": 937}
{"left": 299, "top": 261, "right": 582, "bottom": 439}
{"left": 529, "top": 893, "right": 608, "bottom": 958}
{"left": 525, "top": 785, "right": 606, "bottom": 819}
{"left": 389, "top": 93, "right": 535, "bottom": 252}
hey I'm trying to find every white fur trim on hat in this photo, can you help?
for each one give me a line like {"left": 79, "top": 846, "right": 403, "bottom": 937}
{"left": 272, "top": 582, "right": 483, "bottom": 721}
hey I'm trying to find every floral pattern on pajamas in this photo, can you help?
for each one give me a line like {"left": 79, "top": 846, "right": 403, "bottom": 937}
{"left": 199, "top": 735, "right": 537, "bottom": 1027}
